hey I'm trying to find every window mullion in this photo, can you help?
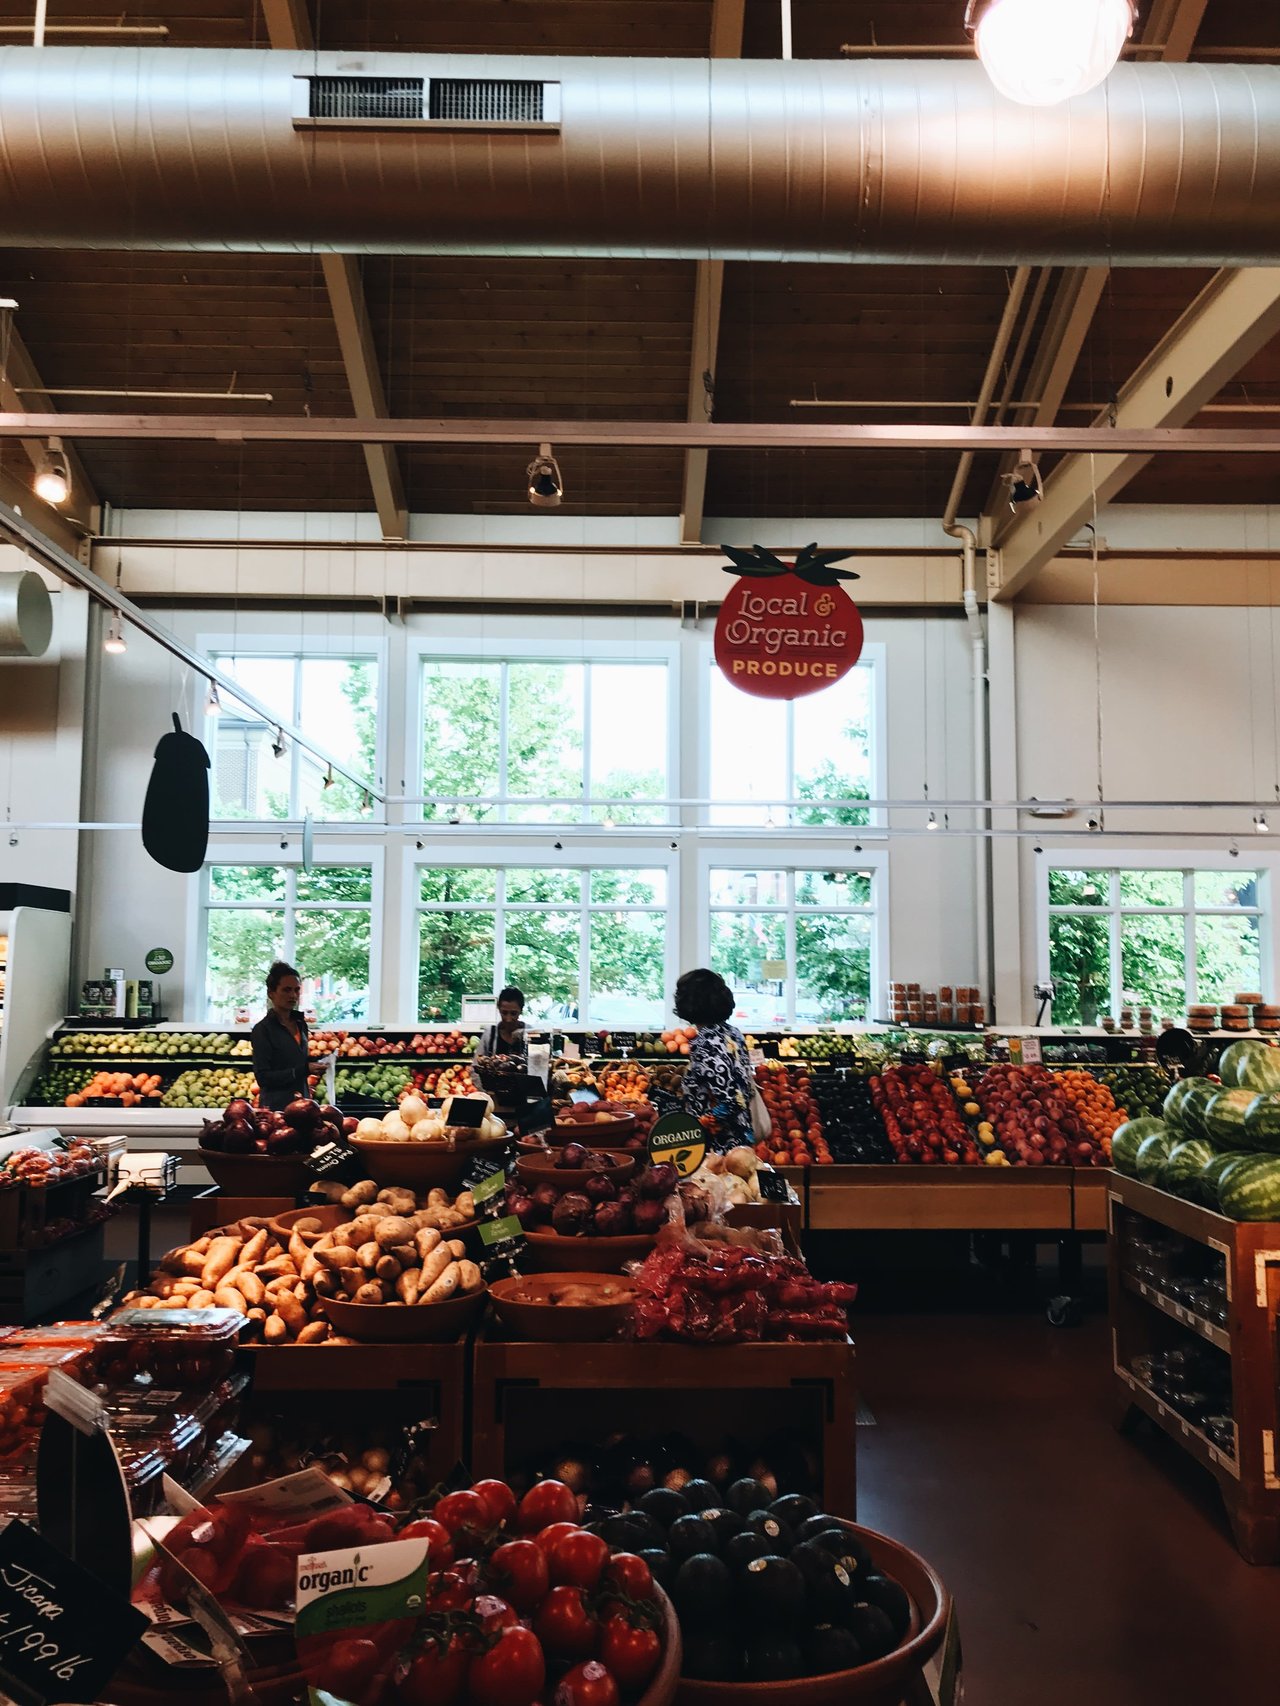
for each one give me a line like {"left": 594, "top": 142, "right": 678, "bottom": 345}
{"left": 581, "top": 667, "right": 592, "bottom": 826}
{"left": 579, "top": 871, "right": 591, "bottom": 1025}
{"left": 1185, "top": 870, "right": 1197, "bottom": 1004}
{"left": 1108, "top": 871, "right": 1122, "bottom": 1013}
{"left": 498, "top": 663, "right": 510, "bottom": 825}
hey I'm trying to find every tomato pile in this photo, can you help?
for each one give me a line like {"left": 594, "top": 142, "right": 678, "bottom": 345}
{"left": 152, "top": 1479, "right": 666, "bottom": 1706}
{"left": 972, "top": 1063, "right": 1112, "bottom": 1167}
{"left": 754, "top": 1064, "right": 832, "bottom": 1165}
{"left": 869, "top": 1064, "right": 982, "bottom": 1164}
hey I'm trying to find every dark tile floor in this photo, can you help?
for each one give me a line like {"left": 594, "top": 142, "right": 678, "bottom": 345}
{"left": 853, "top": 1314, "right": 1276, "bottom": 1706}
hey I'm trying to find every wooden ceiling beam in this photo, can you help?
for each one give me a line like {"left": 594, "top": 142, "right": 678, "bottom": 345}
{"left": 979, "top": 0, "right": 1210, "bottom": 531}
{"left": 679, "top": 0, "right": 744, "bottom": 546}
{"left": 259, "top": 0, "right": 407, "bottom": 541}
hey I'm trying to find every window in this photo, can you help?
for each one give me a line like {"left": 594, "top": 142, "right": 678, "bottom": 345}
{"left": 1045, "top": 865, "right": 1266, "bottom": 1023}
{"left": 204, "top": 864, "right": 375, "bottom": 1024}
{"left": 416, "top": 865, "right": 670, "bottom": 1026}
{"left": 209, "top": 652, "right": 379, "bottom": 820}
{"left": 707, "top": 867, "right": 876, "bottom": 1027}
{"left": 420, "top": 657, "right": 670, "bottom": 823}
{"left": 707, "top": 661, "right": 875, "bottom": 826}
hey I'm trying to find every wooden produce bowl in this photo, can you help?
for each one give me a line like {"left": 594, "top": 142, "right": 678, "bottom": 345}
{"left": 640, "top": 1585, "right": 683, "bottom": 1706}
{"left": 349, "top": 1134, "right": 509, "bottom": 1189}
{"left": 521, "top": 1226, "right": 657, "bottom": 1273}
{"left": 319, "top": 1288, "right": 486, "bottom": 1343}
{"left": 489, "top": 1271, "right": 637, "bottom": 1341}
{"left": 516, "top": 1149, "right": 637, "bottom": 1190}
{"left": 674, "top": 1522, "right": 948, "bottom": 1706}
{"left": 551, "top": 1110, "right": 638, "bottom": 1145}
{"left": 196, "top": 1147, "right": 314, "bottom": 1198}
{"left": 268, "top": 1203, "right": 347, "bottom": 1239}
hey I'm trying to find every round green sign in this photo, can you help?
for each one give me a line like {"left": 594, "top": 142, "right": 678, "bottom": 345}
{"left": 647, "top": 1111, "right": 706, "bottom": 1178}
{"left": 144, "top": 947, "right": 174, "bottom": 975}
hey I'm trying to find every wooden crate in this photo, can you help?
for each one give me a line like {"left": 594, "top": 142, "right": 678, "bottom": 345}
{"left": 189, "top": 1193, "right": 297, "bottom": 1237}
{"left": 1107, "top": 1174, "right": 1280, "bottom": 1563}
{"left": 472, "top": 1332, "right": 857, "bottom": 1517}
{"left": 1072, "top": 1167, "right": 1112, "bottom": 1231}
{"left": 807, "top": 1165, "right": 1073, "bottom": 1231}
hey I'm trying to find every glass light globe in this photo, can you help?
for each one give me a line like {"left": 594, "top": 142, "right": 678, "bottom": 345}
{"left": 976, "top": 0, "right": 1132, "bottom": 106}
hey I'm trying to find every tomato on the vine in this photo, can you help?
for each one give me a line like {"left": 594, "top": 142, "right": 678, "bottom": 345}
{"left": 310, "top": 1636, "right": 379, "bottom": 1701}
{"left": 549, "top": 1529, "right": 610, "bottom": 1590}
{"left": 533, "top": 1521, "right": 580, "bottom": 1561}
{"left": 599, "top": 1616, "right": 662, "bottom": 1694}
{"left": 553, "top": 1659, "right": 622, "bottom": 1706}
{"left": 534, "top": 1585, "right": 599, "bottom": 1661}
{"left": 601, "top": 1554, "right": 655, "bottom": 1605}
{"left": 472, "top": 1595, "right": 520, "bottom": 1639}
{"left": 467, "top": 1625, "right": 546, "bottom": 1706}
{"left": 472, "top": 1479, "right": 518, "bottom": 1529}
{"left": 396, "top": 1633, "right": 471, "bottom": 1706}
{"left": 517, "top": 1479, "right": 579, "bottom": 1533}
{"left": 398, "top": 1517, "right": 455, "bottom": 1571}
{"left": 487, "top": 1539, "right": 549, "bottom": 1612}
{"left": 435, "top": 1490, "right": 491, "bottom": 1537}
{"left": 428, "top": 1568, "right": 476, "bottom": 1613}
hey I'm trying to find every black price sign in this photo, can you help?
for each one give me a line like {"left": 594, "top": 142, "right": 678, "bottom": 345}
{"left": 757, "top": 1167, "right": 791, "bottom": 1203}
{"left": 610, "top": 1031, "right": 637, "bottom": 1054}
{"left": 447, "top": 1096, "right": 488, "bottom": 1130}
{"left": 306, "top": 1140, "right": 363, "bottom": 1183}
{"left": 0, "top": 1521, "right": 146, "bottom": 1705}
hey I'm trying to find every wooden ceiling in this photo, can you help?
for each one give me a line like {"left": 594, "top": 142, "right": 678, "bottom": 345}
{"left": 0, "top": 0, "right": 1276, "bottom": 522}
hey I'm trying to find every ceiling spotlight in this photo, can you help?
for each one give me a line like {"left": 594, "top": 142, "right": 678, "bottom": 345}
{"left": 966, "top": 0, "right": 1134, "bottom": 107}
{"left": 271, "top": 728, "right": 287, "bottom": 759}
{"left": 1006, "top": 450, "right": 1043, "bottom": 510}
{"left": 33, "top": 437, "right": 71, "bottom": 506}
{"left": 322, "top": 765, "right": 335, "bottom": 790}
{"left": 602, "top": 813, "right": 616, "bottom": 831}
{"left": 204, "top": 680, "right": 221, "bottom": 716}
{"left": 102, "top": 612, "right": 126, "bottom": 655}
{"left": 1254, "top": 812, "right": 1269, "bottom": 834}
{"left": 527, "top": 443, "right": 564, "bottom": 509}
{"left": 1230, "top": 843, "right": 1240, "bottom": 858}
{"left": 927, "top": 811, "right": 939, "bottom": 831}
{"left": 553, "top": 840, "right": 564, "bottom": 852}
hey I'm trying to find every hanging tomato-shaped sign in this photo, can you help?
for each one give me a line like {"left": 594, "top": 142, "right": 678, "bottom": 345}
{"left": 713, "top": 543, "right": 863, "bottom": 700}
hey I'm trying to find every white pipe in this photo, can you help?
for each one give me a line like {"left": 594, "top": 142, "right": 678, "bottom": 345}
{"left": 780, "top": 0, "right": 792, "bottom": 60}
{"left": 945, "top": 522, "right": 994, "bottom": 1018}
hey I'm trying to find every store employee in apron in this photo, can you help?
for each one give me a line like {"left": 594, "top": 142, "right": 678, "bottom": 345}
{"left": 251, "top": 960, "right": 311, "bottom": 1110}
{"left": 476, "top": 986, "right": 529, "bottom": 1060}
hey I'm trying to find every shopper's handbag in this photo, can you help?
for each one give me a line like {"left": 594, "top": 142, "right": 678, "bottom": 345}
{"left": 750, "top": 1084, "right": 773, "bottom": 1142}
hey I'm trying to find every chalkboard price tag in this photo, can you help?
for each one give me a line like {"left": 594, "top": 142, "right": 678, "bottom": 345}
{"left": 0, "top": 1520, "right": 146, "bottom": 1705}
{"left": 446, "top": 1096, "right": 487, "bottom": 1130}
{"left": 757, "top": 1167, "right": 791, "bottom": 1203}
{"left": 610, "top": 1031, "right": 637, "bottom": 1055}
{"left": 307, "top": 1141, "right": 363, "bottom": 1183}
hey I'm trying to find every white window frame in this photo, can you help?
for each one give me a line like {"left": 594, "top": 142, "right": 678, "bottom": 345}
{"left": 697, "top": 641, "right": 887, "bottom": 830}
{"left": 192, "top": 842, "right": 385, "bottom": 1025}
{"left": 199, "top": 631, "right": 388, "bottom": 826}
{"left": 696, "top": 845, "right": 889, "bottom": 1028}
{"left": 401, "top": 841, "right": 679, "bottom": 1027}
{"left": 1035, "top": 848, "right": 1275, "bottom": 1018}
{"left": 409, "top": 636, "right": 681, "bottom": 825}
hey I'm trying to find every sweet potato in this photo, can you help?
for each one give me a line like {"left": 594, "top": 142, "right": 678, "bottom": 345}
{"left": 232, "top": 1269, "right": 265, "bottom": 1307}
{"left": 317, "top": 1245, "right": 360, "bottom": 1270}
{"left": 418, "top": 1245, "right": 452, "bottom": 1291}
{"left": 446, "top": 1239, "right": 467, "bottom": 1260}
{"left": 420, "top": 1263, "right": 459, "bottom": 1304}
{"left": 415, "top": 1226, "right": 443, "bottom": 1260}
{"left": 296, "top": 1321, "right": 330, "bottom": 1344}
{"left": 187, "top": 1289, "right": 217, "bottom": 1310}
{"left": 241, "top": 1228, "right": 271, "bottom": 1267}
{"left": 180, "top": 1250, "right": 209, "bottom": 1278}
{"left": 213, "top": 1286, "right": 248, "bottom": 1315}
{"left": 357, "top": 1241, "right": 381, "bottom": 1269}
{"left": 274, "top": 1290, "right": 307, "bottom": 1334}
{"left": 456, "top": 1260, "right": 482, "bottom": 1295}
{"left": 263, "top": 1313, "right": 288, "bottom": 1342}
{"left": 375, "top": 1216, "right": 415, "bottom": 1250}
{"left": 353, "top": 1281, "right": 386, "bottom": 1306}
{"left": 200, "top": 1236, "right": 242, "bottom": 1291}
{"left": 341, "top": 1180, "right": 378, "bottom": 1208}
{"left": 395, "top": 1267, "right": 422, "bottom": 1305}
{"left": 375, "top": 1254, "right": 402, "bottom": 1283}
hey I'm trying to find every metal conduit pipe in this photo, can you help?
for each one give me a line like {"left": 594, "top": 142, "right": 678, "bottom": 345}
{"left": 0, "top": 51, "right": 1278, "bottom": 259}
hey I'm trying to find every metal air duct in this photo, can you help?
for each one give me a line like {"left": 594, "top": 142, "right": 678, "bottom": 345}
{"left": 0, "top": 49, "right": 1277, "bottom": 262}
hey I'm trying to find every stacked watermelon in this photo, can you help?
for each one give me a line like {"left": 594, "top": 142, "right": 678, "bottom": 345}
{"left": 1152, "top": 1042, "right": 1280, "bottom": 1218}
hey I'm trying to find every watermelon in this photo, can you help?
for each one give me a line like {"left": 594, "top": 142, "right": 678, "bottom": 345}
{"left": 1241, "top": 1092, "right": 1280, "bottom": 1154}
{"left": 1134, "top": 1130, "right": 1173, "bottom": 1185}
{"left": 1216, "top": 1154, "right": 1280, "bottom": 1221}
{"left": 1162, "top": 1080, "right": 1192, "bottom": 1132}
{"left": 1175, "top": 1078, "right": 1218, "bottom": 1140}
{"left": 1202, "top": 1087, "right": 1258, "bottom": 1149}
{"left": 1219, "top": 1038, "right": 1280, "bottom": 1094}
{"left": 1110, "top": 1116, "right": 1165, "bottom": 1177}
{"left": 1204, "top": 1152, "right": 1255, "bottom": 1207}
{"left": 1158, "top": 1137, "right": 1216, "bottom": 1200}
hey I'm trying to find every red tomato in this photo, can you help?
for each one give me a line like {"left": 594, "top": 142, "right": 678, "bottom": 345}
{"left": 487, "top": 1539, "right": 549, "bottom": 1612}
{"left": 398, "top": 1517, "right": 455, "bottom": 1571}
{"left": 601, "top": 1554, "right": 654, "bottom": 1605}
{"left": 553, "top": 1660, "right": 622, "bottom": 1706}
{"left": 533, "top": 1521, "right": 581, "bottom": 1561}
{"left": 311, "top": 1636, "right": 379, "bottom": 1701}
{"left": 472, "top": 1478, "right": 518, "bottom": 1529}
{"left": 428, "top": 1568, "right": 477, "bottom": 1613}
{"left": 473, "top": 1595, "right": 520, "bottom": 1639}
{"left": 534, "top": 1585, "right": 599, "bottom": 1661}
{"left": 517, "top": 1479, "right": 579, "bottom": 1533}
{"left": 467, "top": 1625, "right": 546, "bottom": 1706}
{"left": 549, "top": 1529, "right": 610, "bottom": 1590}
{"left": 600, "top": 1617, "right": 662, "bottom": 1695}
{"left": 397, "top": 1633, "right": 471, "bottom": 1706}
{"left": 435, "top": 1490, "right": 491, "bottom": 1537}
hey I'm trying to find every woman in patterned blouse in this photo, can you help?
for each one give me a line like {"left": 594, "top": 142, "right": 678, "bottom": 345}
{"left": 673, "top": 968, "right": 754, "bottom": 1151}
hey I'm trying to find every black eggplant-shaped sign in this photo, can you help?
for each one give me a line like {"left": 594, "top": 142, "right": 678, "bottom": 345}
{"left": 141, "top": 713, "right": 211, "bottom": 873}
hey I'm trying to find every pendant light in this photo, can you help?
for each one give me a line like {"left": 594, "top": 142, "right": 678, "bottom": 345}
{"left": 967, "top": 0, "right": 1134, "bottom": 107}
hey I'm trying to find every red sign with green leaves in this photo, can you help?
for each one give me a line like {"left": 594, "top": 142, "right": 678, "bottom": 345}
{"left": 713, "top": 543, "right": 863, "bottom": 700}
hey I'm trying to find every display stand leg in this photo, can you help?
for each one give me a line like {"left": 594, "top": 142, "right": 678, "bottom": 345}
{"left": 135, "top": 1194, "right": 152, "bottom": 1289}
{"left": 1047, "top": 1235, "right": 1085, "bottom": 1326}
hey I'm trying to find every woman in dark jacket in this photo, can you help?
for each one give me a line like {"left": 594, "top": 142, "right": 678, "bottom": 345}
{"left": 671, "top": 968, "right": 754, "bottom": 1151}
{"left": 250, "top": 960, "right": 311, "bottom": 1111}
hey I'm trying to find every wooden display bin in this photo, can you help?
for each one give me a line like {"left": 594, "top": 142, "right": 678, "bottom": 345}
{"left": 1072, "top": 1167, "right": 1112, "bottom": 1231}
{"left": 808, "top": 1164, "right": 1073, "bottom": 1231}
{"left": 189, "top": 1192, "right": 297, "bottom": 1237}
{"left": 237, "top": 1340, "right": 469, "bottom": 1496}
{"left": 471, "top": 1331, "right": 857, "bottom": 1516}
{"left": 1107, "top": 1174, "right": 1280, "bottom": 1563}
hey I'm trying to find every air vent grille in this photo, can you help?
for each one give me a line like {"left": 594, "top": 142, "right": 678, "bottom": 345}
{"left": 429, "top": 78, "right": 546, "bottom": 124}
{"left": 309, "top": 76, "right": 424, "bottom": 121}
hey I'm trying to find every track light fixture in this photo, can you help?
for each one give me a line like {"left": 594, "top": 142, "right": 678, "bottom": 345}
{"left": 1006, "top": 450, "right": 1043, "bottom": 510}
{"left": 1254, "top": 812, "right": 1269, "bottom": 834}
{"left": 204, "top": 680, "right": 221, "bottom": 716}
{"left": 102, "top": 611, "right": 126, "bottom": 655}
{"left": 271, "top": 728, "right": 287, "bottom": 759}
{"left": 33, "top": 437, "right": 71, "bottom": 507}
{"left": 965, "top": 0, "right": 1134, "bottom": 107}
{"left": 322, "top": 765, "right": 335, "bottom": 790}
{"left": 927, "top": 810, "right": 939, "bottom": 830}
{"left": 527, "top": 443, "right": 564, "bottom": 509}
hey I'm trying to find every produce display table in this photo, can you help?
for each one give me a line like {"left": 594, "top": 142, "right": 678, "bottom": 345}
{"left": 807, "top": 1164, "right": 1076, "bottom": 1231}
{"left": 1107, "top": 1174, "right": 1280, "bottom": 1563}
{"left": 471, "top": 1330, "right": 858, "bottom": 1516}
